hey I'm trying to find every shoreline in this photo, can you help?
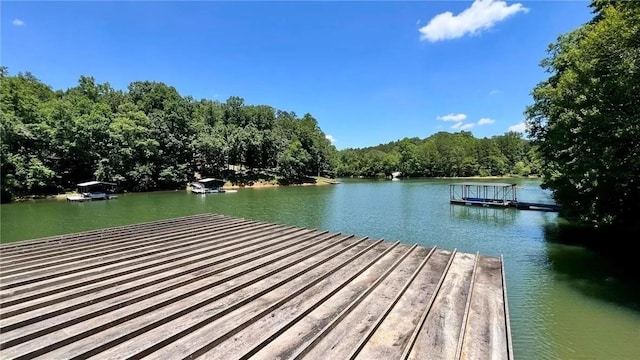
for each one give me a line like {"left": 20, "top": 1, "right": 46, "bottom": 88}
{"left": 433, "top": 175, "right": 540, "bottom": 180}
{"left": 12, "top": 177, "right": 337, "bottom": 202}
{"left": 9, "top": 175, "right": 536, "bottom": 202}
{"left": 223, "top": 182, "right": 324, "bottom": 190}
{"left": 222, "top": 177, "right": 340, "bottom": 189}
{"left": 346, "top": 175, "right": 540, "bottom": 180}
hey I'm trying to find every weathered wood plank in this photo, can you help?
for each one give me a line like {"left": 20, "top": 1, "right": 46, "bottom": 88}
{"left": 0, "top": 213, "right": 218, "bottom": 256}
{"left": 187, "top": 243, "right": 415, "bottom": 360}
{"left": 406, "top": 252, "right": 477, "bottom": 360}
{"left": 1, "top": 226, "right": 296, "bottom": 319}
{"left": 286, "top": 245, "right": 427, "bottom": 360}
{"left": 460, "top": 256, "right": 509, "bottom": 360}
{"left": 353, "top": 249, "right": 454, "bottom": 360}
{"left": 0, "top": 214, "right": 511, "bottom": 360}
{"left": 0, "top": 222, "right": 289, "bottom": 299}
{"left": 0, "top": 215, "right": 240, "bottom": 271}
{"left": 0, "top": 219, "right": 277, "bottom": 286}
{"left": 36, "top": 238, "right": 377, "bottom": 359}
{"left": 0, "top": 229, "right": 335, "bottom": 329}
{"left": 0, "top": 231, "right": 341, "bottom": 345}
{"left": 116, "top": 240, "right": 396, "bottom": 360}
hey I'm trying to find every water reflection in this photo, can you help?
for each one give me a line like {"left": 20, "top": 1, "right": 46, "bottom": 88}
{"left": 449, "top": 205, "right": 517, "bottom": 225}
{"left": 543, "top": 223, "right": 640, "bottom": 312}
{"left": 541, "top": 225, "right": 640, "bottom": 358}
{"left": 3, "top": 179, "right": 640, "bottom": 359}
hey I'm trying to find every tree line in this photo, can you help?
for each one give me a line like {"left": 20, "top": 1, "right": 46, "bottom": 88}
{"left": 1, "top": 68, "right": 540, "bottom": 204}
{"left": 0, "top": 69, "right": 337, "bottom": 202}
{"left": 336, "top": 131, "right": 539, "bottom": 178}
{"left": 526, "top": 0, "right": 639, "bottom": 228}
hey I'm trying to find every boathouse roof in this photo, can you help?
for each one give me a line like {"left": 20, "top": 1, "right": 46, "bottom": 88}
{"left": 451, "top": 182, "right": 516, "bottom": 187}
{"left": 77, "top": 181, "right": 116, "bottom": 187}
{"left": 196, "top": 178, "right": 225, "bottom": 183}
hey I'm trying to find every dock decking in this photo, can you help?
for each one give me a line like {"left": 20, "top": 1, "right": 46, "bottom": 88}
{"left": 0, "top": 214, "right": 512, "bottom": 359}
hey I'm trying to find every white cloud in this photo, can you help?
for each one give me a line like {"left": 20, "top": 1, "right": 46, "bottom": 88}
{"left": 489, "top": 89, "right": 500, "bottom": 95}
{"left": 12, "top": 19, "right": 25, "bottom": 26}
{"left": 477, "top": 118, "right": 495, "bottom": 125}
{"left": 419, "top": 0, "right": 528, "bottom": 42}
{"left": 325, "top": 134, "right": 336, "bottom": 144}
{"left": 451, "top": 122, "right": 474, "bottom": 130}
{"left": 508, "top": 122, "right": 527, "bottom": 133}
{"left": 437, "top": 113, "right": 467, "bottom": 122}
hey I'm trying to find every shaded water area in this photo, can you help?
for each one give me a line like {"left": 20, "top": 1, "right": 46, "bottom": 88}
{"left": 2, "top": 179, "right": 639, "bottom": 359}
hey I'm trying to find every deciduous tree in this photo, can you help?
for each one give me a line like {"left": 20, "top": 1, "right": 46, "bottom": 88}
{"left": 525, "top": 1, "right": 640, "bottom": 226}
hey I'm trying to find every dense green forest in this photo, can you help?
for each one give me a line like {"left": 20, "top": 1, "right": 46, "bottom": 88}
{"left": 336, "top": 131, "right": 538, "bottom": 178}
{"left": 1, "top": 69, "right": 540, "bottom": 203}
{"left": 526, "top": 0, "right": 639, "bottom": 228}
{"left": 1, "top": 67, "right": 541, "bottom": 204}
{"left": 0, "top": 68, "right": 337, "bottom": 202}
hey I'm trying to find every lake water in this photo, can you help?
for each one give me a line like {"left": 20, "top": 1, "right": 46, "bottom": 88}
{"left": 1, "top": 179, "right": 639, "bottom": 359}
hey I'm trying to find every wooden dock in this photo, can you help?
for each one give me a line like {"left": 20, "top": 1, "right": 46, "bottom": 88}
{"left": 0, "top": 214, "right": 513, "bottom": 359}
{"left": 450, "top": 182, "right": 560, "bottom": 212}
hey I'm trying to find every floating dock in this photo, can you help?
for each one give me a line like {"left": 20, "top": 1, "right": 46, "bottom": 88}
{"left": 450, "top": 182, "right": 560, "bottom": 212}
{"left": 0, "top": 214, "right": 513, "bottom": 359}
{"left": 66, "top": 181, "right": 118, "bottom": 202}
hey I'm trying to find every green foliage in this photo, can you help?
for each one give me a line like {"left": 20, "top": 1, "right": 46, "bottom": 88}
{"left": 277, "top": 140, "right": 310, "bottom": 179}
{"left": 526, "top": 1, "right": 640, "bottom": 226}
{"left": 0, "top": 70, "right": 337, "bottom": 202}
{"left": 1, "top": 71, "right": 58, "bottom": 200}
{"left": 336, "top": 131, "right": 536, "bottom": 178}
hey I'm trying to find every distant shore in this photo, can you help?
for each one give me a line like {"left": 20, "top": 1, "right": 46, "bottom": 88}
{"left": 433, "top": 175, "right": 540, "bottom": 180}
{"left": 223, "top": 178, "right": 337, "bottom": 189}
{"left": 347, "top": 174, "right": 540, "bottom": 180}
{"left": 12, "top": 175, "right": 536, "bottom": 202}
{"left": 14, "top": 177, "right": 337, "bottom": 202}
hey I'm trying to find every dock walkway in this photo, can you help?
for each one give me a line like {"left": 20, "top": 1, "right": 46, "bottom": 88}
{"left": 0, "top": 214, "right": 512, "bottom": 359}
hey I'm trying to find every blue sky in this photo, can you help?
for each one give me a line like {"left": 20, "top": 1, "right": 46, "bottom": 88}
{"left": 2, "top": 1, "right": 593, "bottom": 149}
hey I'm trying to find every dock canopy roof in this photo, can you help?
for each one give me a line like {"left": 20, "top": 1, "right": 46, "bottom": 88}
{"left": 196, "top": 178, "right": 225, "bottom": 184}
{"left": 77, "top": 181, "right": 116, "bottom": 187}
{"left": 450, "top": 182, "right": 516, "bottom": 187}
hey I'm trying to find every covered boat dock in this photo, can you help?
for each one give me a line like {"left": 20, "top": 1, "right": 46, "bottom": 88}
{"left": 450, "top": 182, "right": 560, "bottom": 212}
{"left": 0, "top": 214, "right": 513, "bottom": 359}
{"left": 190, "top": 178, "right": 226, "bottom": 194}
{"left": 450, "top": 182, "right": 517, "bottom": 207}
{"left": 66, "top": 181, "right": 117, "bottom": 202}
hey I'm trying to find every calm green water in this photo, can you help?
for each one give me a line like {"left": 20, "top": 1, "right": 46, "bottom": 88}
{"left": 2, "top": 179, "right": 639, "bottom": 359}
